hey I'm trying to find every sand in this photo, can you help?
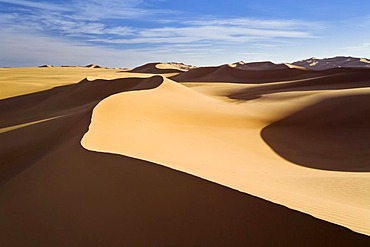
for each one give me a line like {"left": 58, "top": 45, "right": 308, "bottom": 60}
{"left": 0, "top": 66, "right": 122, "bottom": 99}
{"left": 1, "top": 64, "right": 370, "bottom": 246}
{"left": 294, "top": 56, "right": 370, "bottom": 70}
{"left": 361, "top": 58, "right": 370, "bottom": 64}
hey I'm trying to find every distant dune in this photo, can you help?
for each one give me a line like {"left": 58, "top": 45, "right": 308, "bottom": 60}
{"left": 38, "top": 64, "right": 54, "bottom": 68}
{"left": 171, "top": 64, "right": 323, "bottom": 83}
{"left": 131, "top": 62, "right": 196, "bottom": 74}
{"left": 0, "top": 57, "right": 370, "bottom": 246}
{"left": 86, "top": 64, "right": 103, "bottom": 68}
{"left": 230, "top": 61, "right": 294, "bottom": 70}
{"left": 228, "top": 69, "right": 370, "bottom": 100}
{"left": 293, "top": 56, "right": 370, "bottom": 70}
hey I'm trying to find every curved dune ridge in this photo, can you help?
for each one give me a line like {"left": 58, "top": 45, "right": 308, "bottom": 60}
{"left": 82, "top": 75, "right": 370, "bottom": 236}
{"left": 1, "top": 66, "right": 370, "bottom": 246}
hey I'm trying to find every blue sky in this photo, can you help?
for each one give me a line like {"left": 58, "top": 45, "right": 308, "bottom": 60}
{"left": 1, "top": 0, "right": 369, "bottom": 67}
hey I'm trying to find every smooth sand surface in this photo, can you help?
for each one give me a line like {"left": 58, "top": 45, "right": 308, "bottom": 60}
{"left": 82, "top": 72, "right": 370, "bottom": 236}
{"left": 1, "top": 66, "right": 370, "bottom": 246}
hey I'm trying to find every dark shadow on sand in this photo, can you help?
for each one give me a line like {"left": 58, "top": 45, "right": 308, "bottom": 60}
{"left": 261, "top": 94, "right": 370, "bottom": 172}
{"left": 228, "top": 69, "right": 370, "bottom": 101}
{"left": 170, "top": 66, "right": 368, "bottom": 84}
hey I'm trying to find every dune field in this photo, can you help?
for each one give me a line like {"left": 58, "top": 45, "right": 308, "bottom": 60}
{"left": 1, "top": 59, "right": 370, "bottom": 246}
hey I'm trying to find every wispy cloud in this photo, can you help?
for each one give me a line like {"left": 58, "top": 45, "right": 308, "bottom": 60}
{"left": 88, "top": 17, "right": 316, "bottom": 45}
{"left": 1, "top": 10, "right": 317, "bottom": 44}
{"left": 347, "top": 43, "right": 370, "bottom": 51}
{"left": 0, "top": 0, "right": 69, "bottom": 11}
{"left": 185, "top": 18, "right": 322, "bottom": 30}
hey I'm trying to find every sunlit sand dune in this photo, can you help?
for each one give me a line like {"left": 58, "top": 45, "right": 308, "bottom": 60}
{"left": 82, "top": 74, "right": 370, "bottom": 235}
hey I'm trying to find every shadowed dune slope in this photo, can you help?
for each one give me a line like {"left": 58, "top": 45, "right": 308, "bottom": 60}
{"left": 0, "top": 79, "right": 369, "bottom": 246}
{"left": 0, "top": 76, "right": 163, "bottom": 183}
{"left": 261, "top": 93, "right": 370, "bottom": 172}
{"left": 170, "top": 64, "right": 344, "bottom": 83}
{"left": 228, "top": 69, "right": 370, "bottom": 100}
{"left": 0, "top": 76, "right": 163, "bottom": 129}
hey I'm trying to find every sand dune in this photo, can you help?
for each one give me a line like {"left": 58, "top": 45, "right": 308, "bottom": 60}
{"left": 39, "top": 64, "right": 54, "bottom": 68}
{"left": 131, "top": 62, "right": 195, "bottom": 74}
{"left": 82, "top": 75, "right": 370, "bottom": 235}
{"left": 170, "top": 64, "right": 333, "bottom": 83}
{"left": 293, "top": 56, "right": 370, "bottom": 70}
{"left": 228, "top": 69, "right": 370, "bottom": 100}
{"left": 86, "top": 64, "right": 103, "bottom": 68}
{"left": 1, "top": 64, "right": 370, "bottom": 246}
{"left": 230, "top": 61, "right": 293, "bottom": 70}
